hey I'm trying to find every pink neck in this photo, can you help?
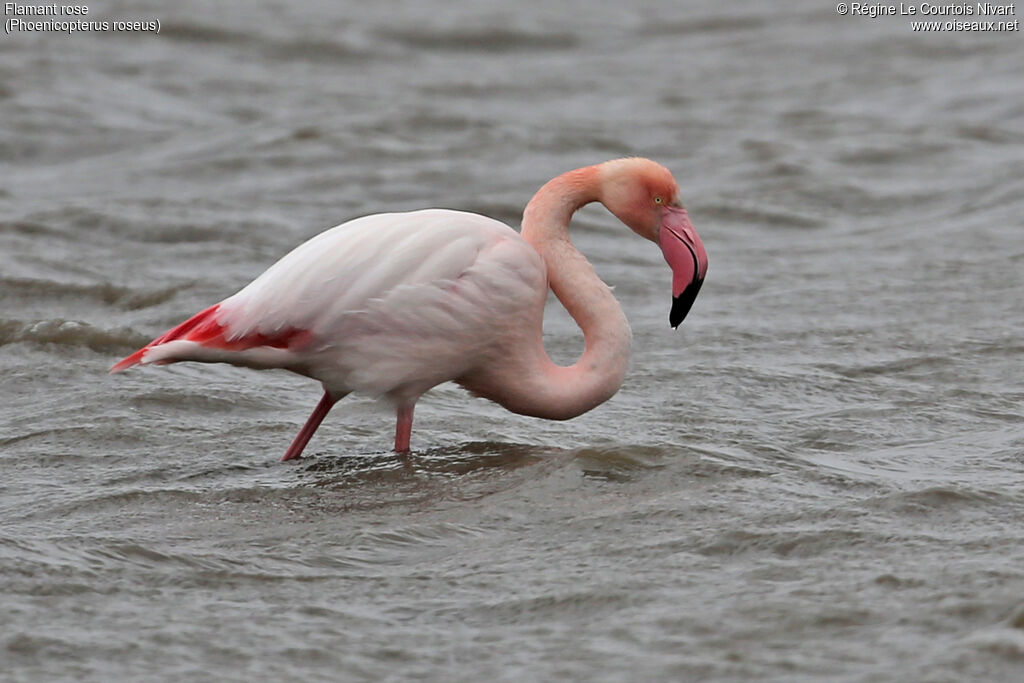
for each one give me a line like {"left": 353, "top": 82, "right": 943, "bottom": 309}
{"left": 510, "top": 166, "right": 632, "bottom": 420}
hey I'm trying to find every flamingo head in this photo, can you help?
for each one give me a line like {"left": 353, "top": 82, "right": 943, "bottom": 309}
{"left": 599, "top": 158, "right": 709, "bottom": 328}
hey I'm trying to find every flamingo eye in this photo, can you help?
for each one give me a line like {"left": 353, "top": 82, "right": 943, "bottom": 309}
{"left": 653, "top": 196, "right": 663, "bottom": 204}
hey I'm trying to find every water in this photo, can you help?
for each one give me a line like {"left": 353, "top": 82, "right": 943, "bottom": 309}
{"left": 2, "top": 0, "right": 1024, "bottom": 680}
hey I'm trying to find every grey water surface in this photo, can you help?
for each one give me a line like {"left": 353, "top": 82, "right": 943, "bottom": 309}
{"left": 2, "top": 0, "right": 1024, "bottom": 680}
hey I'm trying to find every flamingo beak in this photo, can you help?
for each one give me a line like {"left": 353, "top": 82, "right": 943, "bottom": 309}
{"left": 658, "top": 207, "right": 708, "bottom": 328}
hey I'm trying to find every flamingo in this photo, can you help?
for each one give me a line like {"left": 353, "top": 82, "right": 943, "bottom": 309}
{"left": 111, "top": 158, "right": 707, "bottom": 460}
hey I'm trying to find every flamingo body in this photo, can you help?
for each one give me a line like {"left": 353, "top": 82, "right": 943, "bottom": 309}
{"left": 112, "top": 159, "right": 708, "bottom": 459}
{"left": 114, "top": 210, "right": 546, "bottom": 401}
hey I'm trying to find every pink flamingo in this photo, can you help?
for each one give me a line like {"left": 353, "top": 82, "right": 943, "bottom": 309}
{"left": 111, "top": 158, "right": 707, "bottom": 460}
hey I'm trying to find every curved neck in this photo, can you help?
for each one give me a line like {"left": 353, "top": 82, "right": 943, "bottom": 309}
{"left": 511, "top": 165, "right": 632, "bottom": 420}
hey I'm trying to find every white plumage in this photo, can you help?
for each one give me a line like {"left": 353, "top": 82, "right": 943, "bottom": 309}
{"left": 132, "top": 209, "right": 547, "bottom": 402}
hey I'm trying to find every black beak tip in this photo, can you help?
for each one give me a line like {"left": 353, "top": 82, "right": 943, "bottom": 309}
{"left": 669, "top": 301, "right": 687, "bottom": 329}
{"left": 669, "top": 279, "right": 704, "bottom": 329}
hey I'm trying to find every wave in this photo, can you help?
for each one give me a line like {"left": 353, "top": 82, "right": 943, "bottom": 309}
{"left": 0, "top": 220, "right": 62, "bottom": 237}
{"left": 0, "top": 277, "right": 178, "bottom": 310}
{"left": 694, "top": 201, "right": 823, "bottom": 229}
{"left": 0, "top": 318, "right": 149, "bottom": 353}
{"left": 160, "top": 22, "right": 375, "bottom": 63}
{"left": 642, "top": 15, "right": 766, "bottom": 36}
{"left": 378, "top": 27, "right": 578, "bottom": 52}
{"left": 864, "top": 485, "right": 1012, "bottom": 515}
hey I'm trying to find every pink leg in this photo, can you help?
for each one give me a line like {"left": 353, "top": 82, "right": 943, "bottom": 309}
{"left": 394, "top": 403, "right": 414, "bottom": 453}
{"left": 281, "top": 391, "right": 338, "bottom": 462}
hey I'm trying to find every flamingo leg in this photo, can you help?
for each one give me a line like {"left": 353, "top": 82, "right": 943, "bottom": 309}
{"left": 281, "top": 391, "right": 339, "bottom": 461}
{"left": 394, "top": 403, "right": 414, "bottom": 453}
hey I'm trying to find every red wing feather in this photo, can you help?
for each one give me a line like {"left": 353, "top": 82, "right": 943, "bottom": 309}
{"left": 110, "top": 303, "right": 313, "bottom": 373}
